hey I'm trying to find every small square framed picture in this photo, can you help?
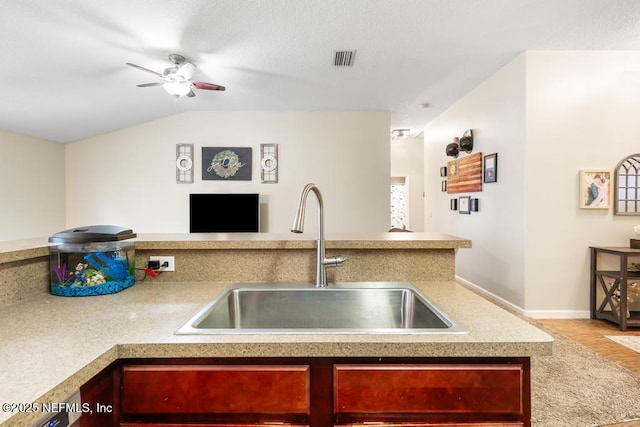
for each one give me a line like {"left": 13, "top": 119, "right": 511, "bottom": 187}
{"left": 440, "top": 166, "right": 447, "bottom": 177}
{"left": 484, "top": 153, "right": 498, "bottom": 183}
{"left": 450, "top": 198, "right": 458, "bottom": 211}
{"left": 441, "top": 180, "right": 447, "bottom": 192}
{"left": 459, "top": 196, "right": 471, "bottom": 214}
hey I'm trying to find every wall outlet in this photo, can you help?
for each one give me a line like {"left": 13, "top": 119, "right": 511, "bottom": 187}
{"left": 149, "top": 256, "right": 175, "bottom": 272}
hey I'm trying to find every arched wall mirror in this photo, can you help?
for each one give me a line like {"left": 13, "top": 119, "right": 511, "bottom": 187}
{"left": 614, "top": 154, "right": 640, "bottom": 215}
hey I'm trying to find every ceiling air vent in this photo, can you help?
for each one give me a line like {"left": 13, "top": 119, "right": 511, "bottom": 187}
{"left": 334, "top": 50, "right": 356, "bottom": 67}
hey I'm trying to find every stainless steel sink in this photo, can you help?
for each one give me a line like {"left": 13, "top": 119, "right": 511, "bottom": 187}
{"left": 176, "top": 282, "right": 466, "bottom": 334}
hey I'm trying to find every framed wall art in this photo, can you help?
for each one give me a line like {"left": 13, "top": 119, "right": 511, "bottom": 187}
{"left": 580, "top": 169, "right": 611, "bottom": 209}
{"left": 441, "top": 180, "right": 447, "bottom": 192}
{"left": 440, "top": 166, "right": 447, "bottom": 177}
{"left": 450, "top": 198, "right": 458, "bottom": 211}
{"left": 202, "top": 147, "right": 252, "bottom": 181}
{"left": 459, "top": 196, "right": 471, "bottom": 214}
{"left": 483, "top": 153, "right": 498, "bottom": 183}
{"left": 447, "top": 152, "right": 482, "bottom": 193}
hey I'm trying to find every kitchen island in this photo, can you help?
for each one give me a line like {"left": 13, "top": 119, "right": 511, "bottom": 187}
{"left": 0, "top": 280, "right": 552, "bottom": 426}
{"left": 0, "top": 233, "right": 552, "bottom": 426}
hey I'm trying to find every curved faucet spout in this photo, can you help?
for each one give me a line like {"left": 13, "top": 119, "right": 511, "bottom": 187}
{"left": 291, "top": 183, "right": 323, "bottom": 235}
{"left": 291, "top": 183, "right": 345, "bottom": 287}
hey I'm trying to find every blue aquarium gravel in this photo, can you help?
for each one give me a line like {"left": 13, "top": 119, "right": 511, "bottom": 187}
{"left": 51, "top": 275, "right": 135, "bottom": 297}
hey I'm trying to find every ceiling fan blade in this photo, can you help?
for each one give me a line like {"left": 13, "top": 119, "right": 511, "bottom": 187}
{"left": 176, "top": 62, "right": 196, "bottom": 80}
{"left": 126, "top": 62, "right": 164, "bottom": 78}
{"left": 136, "top": 82, "right": 162, "bottom": 87}
{"left": 193, "top": 81, "right": 226, "bottom": 91}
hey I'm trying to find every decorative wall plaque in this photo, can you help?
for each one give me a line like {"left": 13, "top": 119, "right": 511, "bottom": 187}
{"left": 176, "top": 144, "right": 194, "bottom": 184}
{"left": 260, "top": 143, "right": 278, "bottom": 183}
{"left": 202, "top": 147, "right": 252, "bottom": 181}
{"left": 447, "top": 152, "right": 482, "bottom": 194}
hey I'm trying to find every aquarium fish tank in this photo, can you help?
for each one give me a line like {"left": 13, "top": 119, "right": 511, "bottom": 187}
{"left": 49, "top": 225, "right": 136, "bottom": 297}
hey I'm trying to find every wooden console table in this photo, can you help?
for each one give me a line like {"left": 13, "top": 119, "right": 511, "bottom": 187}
{"left": 590, "top": 246, "right": 640, "bottom": 331}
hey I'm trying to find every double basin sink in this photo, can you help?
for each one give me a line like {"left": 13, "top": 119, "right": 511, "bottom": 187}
{"left": 177, "top": 282, "right": 466, "bottom": 334}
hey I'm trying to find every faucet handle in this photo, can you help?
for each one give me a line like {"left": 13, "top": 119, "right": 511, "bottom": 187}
{"left": 323, "top": 255, "right": 346, "bottom": 267}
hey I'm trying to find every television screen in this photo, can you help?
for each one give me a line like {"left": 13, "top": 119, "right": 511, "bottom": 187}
{"left": 190, "top": 193, "right": 260, "bottom": 232}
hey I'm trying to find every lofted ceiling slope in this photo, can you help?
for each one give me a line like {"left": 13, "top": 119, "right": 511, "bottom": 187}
{"left": 1, "top": 0, "right": 640, "bottom": 143}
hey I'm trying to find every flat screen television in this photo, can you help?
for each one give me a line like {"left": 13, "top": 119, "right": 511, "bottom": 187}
{"left": 190, "top": 193, "right": 260, "bottom": 232}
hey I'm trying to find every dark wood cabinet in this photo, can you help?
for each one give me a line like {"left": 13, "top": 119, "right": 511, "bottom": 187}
{"left": 334, "top": 364, "right": 524, "bottom": 417}
{"left": 336, "top": 423, "right": 522, "bottom": 426}
{"left": 78, "top": 363, "right": 116, "bottom": 426}
{"left": 121, "top": 365, "right": 310, "bottom": 416}
{"left": 121, "top": 424, "right": 308, "bottom": 427}
{"left": 79, "top": 357, "right": 530, "bottom": 427}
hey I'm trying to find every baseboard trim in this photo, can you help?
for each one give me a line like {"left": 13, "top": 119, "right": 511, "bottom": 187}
{"left": 523, "top": 309, "right": 591, "bottom": 319}
{"left": 455, "top": 275, "right": 591, "bottom": 319}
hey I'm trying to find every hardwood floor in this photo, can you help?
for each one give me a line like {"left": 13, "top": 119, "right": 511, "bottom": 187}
{"left": 536, "top": 318, "right": 640, "bottom": 376}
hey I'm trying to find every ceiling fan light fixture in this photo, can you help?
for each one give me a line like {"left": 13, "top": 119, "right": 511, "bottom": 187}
{"left": 127, "top": 55, "right": 224, "bottom": 98}
{"left": 162, "top": 81, "right": 192, "bottom": 97}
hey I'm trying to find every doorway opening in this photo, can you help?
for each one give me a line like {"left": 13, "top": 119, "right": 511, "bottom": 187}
{"left": 390, "top": 176, "right": 410, "bottom": 230}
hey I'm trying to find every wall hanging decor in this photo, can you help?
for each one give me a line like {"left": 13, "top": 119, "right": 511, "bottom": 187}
{"left": 450, "top": 198, "right": 458, "bottom": 211}
{"left": 614, "top": 154, "right": 640, "bottom": 215}
{"left": 176, "top": 143, "right": 194, "bottom": 184}
{"left": 470, "top": 198, "right": 479, "bottom": 212}
{"left": 447, "top": 152, "right": 483, "bottom": 194}
{"left": 459, "top": 129, "right": 474, "bottom": 153}
{"left": 441, "top": 180, "right": 447, "bottom": 192}
{"left": 445, "top": 129, "right": 473, "bottom": 158}
{"left": 446, "top": 139, "right": 460, "bottom": 158}
{"left": 579, "top": 169, "right": 611, "bottom": 209}
{"left": 483, "top": 153, "right": 498, "bottom": 183}
{"left": 459, "top": 196, "right": 471, "bottom": 214}
{"left": 440, "top": 166, "right": 447, "bottom": 177}
{"left": 202, "top": 147, "right": 252, "bottom": 181}
{"left": 260, "top": 143, "right": 278, "bottom": 183}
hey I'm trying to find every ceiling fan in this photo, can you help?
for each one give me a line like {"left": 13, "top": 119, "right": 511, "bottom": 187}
{"left": 126, "top": 54, "right": 225, "bottom": 98}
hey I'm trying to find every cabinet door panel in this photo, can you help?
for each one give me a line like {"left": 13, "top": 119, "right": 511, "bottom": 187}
{"left": 122, "top": 365, "right": 310, "bottom": 415}
{"left": 337, "top": 423, "right": 523, "bottom": 427}
{"left": 121, "top": 424, "right": 309, "bottom": 427}
{"left": 334, "top": 364, "right": 524, "bottom": 415}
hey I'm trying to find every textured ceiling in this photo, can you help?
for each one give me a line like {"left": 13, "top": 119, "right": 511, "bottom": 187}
{"left": 1, "top": 0, "right": 640, "bottom": 143}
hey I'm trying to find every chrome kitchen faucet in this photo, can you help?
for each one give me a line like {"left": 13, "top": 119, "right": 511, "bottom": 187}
{"left": 291, "top": 183, "right": 346, "bottom": 287}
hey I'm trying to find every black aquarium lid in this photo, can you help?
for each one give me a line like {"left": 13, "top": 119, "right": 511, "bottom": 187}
{"left": 49, "top": 225, "right": 136, "bottom": 243}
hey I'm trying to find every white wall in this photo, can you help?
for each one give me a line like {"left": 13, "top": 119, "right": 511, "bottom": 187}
{"left": 390, "top": 136, "right": 424, "bottom": 231}
{"left": 0, "top": 129, "right": 65, "bottom": 240}
{"left": 65, "top": 111, "right": 391, "bottom": 234}
{"left": 524, "top": 51, "right": 640, "bottom": 314}
{"left": 424, "top": 54, "right": 527, "bottom": 308}
{"left": 425, "top": 51, "right": 640, "bottom": 316}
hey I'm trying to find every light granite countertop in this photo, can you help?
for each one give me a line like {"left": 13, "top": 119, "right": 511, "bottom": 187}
{"left": 0, "top": 279, "right": 552, "bottom": 426}
{"left": 0, "top": 232, "right": 471, "bottom": 264}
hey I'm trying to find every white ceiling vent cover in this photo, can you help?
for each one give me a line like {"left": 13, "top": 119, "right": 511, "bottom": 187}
{"left": 334, "top": 50, "right": 356, "bottom": 67}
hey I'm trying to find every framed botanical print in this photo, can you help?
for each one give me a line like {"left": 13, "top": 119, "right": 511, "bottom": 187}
{"left": 580, "top": 169, "right": 611, "bottom": 209}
